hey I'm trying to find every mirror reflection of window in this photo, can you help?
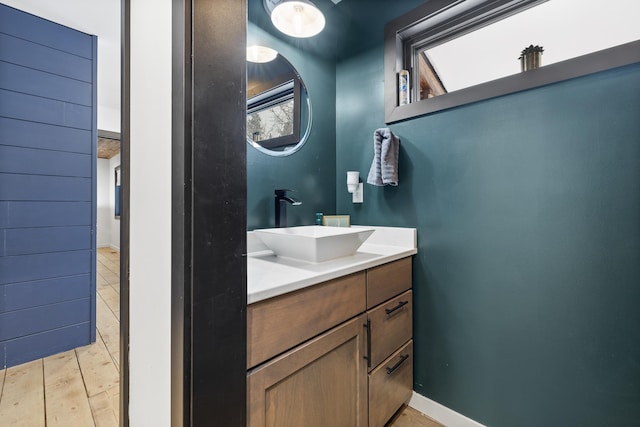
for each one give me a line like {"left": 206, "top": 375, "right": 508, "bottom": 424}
{"left": 246, "top": 50, "right": 312, "bottom": 156}
{"left": 247, "top": 80, "right": 295, "bottom": 142}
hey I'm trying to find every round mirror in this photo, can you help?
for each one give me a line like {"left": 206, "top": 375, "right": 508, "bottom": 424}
{"left": 247, "top": 50, "right": 312, "bottom": 156}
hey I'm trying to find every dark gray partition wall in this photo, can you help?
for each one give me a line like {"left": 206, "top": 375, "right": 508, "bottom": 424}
{"left": 0, "top": 4, "right": 97, "bottom": 368}
{"left": 172, "top": 0, "right": 247, "bottom": 425}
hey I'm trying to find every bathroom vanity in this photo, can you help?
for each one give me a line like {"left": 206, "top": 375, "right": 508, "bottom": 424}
{"left": 246, "top": 227, "right": 417, "bottom": 427}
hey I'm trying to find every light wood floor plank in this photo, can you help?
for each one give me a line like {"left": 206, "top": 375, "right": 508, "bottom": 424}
{"left": 100, "top": 259, "right": 119, "bottom": 269}
{"left": 0, "top": 368, "right": 5, "bottom": 399}
{"left": 97, "top": 274, "right": 109, "bottom": 287}
{"left": 100, "top": 271, "right": 119, "bottom": 286}
{"left": 97, "top": 280, "right": 113, "bottom": 296}
{"left": 0, "top": 359, "right": 45, "bottom": 426}
{"left": 98, "top": 285, "right": 120, "bottom": 321}
{"left": 387, "top": 405, "right": 444, "bottom": 427}
{"left": 44, "top": 350, "right": 95, "bottom": 427}
{"left": 75, "top": 338, "right": 120, "bottom": 397}
{"left": 101, "top": 260, "right": 119, "bottom": 275}
{"left": 89, "top": 388, "right": 119, "bottom": 427}
{"left": 108, "top": 349, "right": 121, "bottom": 372}
{"left": 96, "top": 294, "right": 121, "bottom": 370}
{"left": 103, "top": 250, "right": 120, "bottom": 261}
{"left": 110, "top": 280, "right": 120, "bottom": 296}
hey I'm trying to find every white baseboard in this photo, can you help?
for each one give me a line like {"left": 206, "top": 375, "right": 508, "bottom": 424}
{"left": 409, "top": 392, "right": 486, "bottom": 427}
{"left": 109, "top": 244, "right": 120, "bottom": 252}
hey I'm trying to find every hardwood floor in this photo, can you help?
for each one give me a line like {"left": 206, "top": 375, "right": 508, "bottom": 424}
{"left": 0, "top": 248, "right": 121, "bottom": 427}
{"left": 0, "top": 248, "right": 440, "bottom": 426}
{"left": 387, "top": 405, "right": 444, "bottom": 427}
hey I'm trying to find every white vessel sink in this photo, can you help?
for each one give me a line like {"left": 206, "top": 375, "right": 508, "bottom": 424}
{"left": 253, "top": 226, "right": 375, "bottom": 263}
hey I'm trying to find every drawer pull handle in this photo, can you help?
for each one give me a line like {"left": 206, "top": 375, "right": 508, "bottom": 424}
{"left": 386, "top": 354, "right": 410, "bottom": 375}
{"left": 364, "top": 320, "right": 371, "bottom": 368}
{"left": 385, "top": 300, "right": 408, "bottom": 316}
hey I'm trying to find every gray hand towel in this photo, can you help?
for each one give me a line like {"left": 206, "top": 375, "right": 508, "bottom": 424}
{"left": 367, "top": 128, "right": 399, "bottom": 186}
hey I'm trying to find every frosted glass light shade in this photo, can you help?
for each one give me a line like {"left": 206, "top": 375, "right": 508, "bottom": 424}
{"left": 246, "top": 45, "right": 278, "bottom": 63}
{"left": 271, "top": 0, "right": 325, "bottom": 38}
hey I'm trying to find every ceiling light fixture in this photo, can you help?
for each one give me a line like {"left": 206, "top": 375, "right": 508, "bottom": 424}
{"left": 246, "top": 45, "right": 278, "bottom": 63}
{"left": 264, "top": 0, "right": 326, "bottom": 38}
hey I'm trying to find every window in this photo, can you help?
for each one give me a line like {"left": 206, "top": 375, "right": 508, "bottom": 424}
{"left": 384, "top": 0, "right": 640, "bottom": 123}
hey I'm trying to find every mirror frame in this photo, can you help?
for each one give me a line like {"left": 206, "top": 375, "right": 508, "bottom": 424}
{"left": 247, "top": 55, "right": 313, "bottom": 157}
{"left": 384, "top": 0, "right": 640, "bottom": 124}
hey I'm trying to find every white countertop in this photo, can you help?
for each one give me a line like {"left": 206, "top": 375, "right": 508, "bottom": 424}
{"left": 247, "top": 226, "right": 417, "bottom": 304}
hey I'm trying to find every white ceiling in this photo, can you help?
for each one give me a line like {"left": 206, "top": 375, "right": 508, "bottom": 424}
{"left": 2, "top": 0, "right": 121, "bottom": 132}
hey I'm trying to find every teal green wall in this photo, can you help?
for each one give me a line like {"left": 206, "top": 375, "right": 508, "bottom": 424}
{"left": 336, "top": 42, "right": 640, "bottom": 425}
{"left": 246, "top": 6, "right": 336, "bottom": 230}
{"left": 247, "top": 1, "right": 640, "bottom": 424}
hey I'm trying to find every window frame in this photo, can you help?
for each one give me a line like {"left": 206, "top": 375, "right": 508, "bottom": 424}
{"left": 384, "top": 0, "right": 640, "bottom": 124}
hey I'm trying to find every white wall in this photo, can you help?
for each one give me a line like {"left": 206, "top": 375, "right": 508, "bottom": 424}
{"left": 109, "top": 153, "right": 121, "bottom": 251}
{"left": 96, "top": 158, "right": 111, "bottom": 248}
{"left": 129, "top": 1, "right": 171, "bottom": 425}
{"left": 99, "top": 105, "right": 121, "bottom": 134}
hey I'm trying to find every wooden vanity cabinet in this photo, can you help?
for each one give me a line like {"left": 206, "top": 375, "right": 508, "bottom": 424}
{"left": 247, "top": 257, "right": 414, "bottom": 427}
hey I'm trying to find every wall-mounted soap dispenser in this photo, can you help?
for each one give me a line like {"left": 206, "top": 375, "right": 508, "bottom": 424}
{"left": 347, "top": 171, "right": 363, "bottom": 203}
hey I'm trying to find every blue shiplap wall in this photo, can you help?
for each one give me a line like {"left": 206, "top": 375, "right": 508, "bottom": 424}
{"left": 0, "top": 4, "right": 97, "bottom": 368}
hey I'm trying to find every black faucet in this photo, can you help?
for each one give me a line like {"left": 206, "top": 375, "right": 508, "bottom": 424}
{"left": 275, "top": 189, "right": 302, "bottom": 228}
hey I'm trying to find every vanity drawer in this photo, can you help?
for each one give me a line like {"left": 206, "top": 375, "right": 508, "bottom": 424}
{"left": 369, "top": 340, "right": 413, "bottom": 427}
{"left": 366, "top": 257, "right": 412, "bottom": 309}
{"left": 247, "top": 271, "right": 366, "bottom": 369}
{"left": 368, "top": 290, "right": 412, "bottom": 370}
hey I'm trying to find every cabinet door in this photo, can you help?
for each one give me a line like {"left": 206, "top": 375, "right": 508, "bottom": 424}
{"left": 247, "top": 315, "right": 368, "bottom": 427}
